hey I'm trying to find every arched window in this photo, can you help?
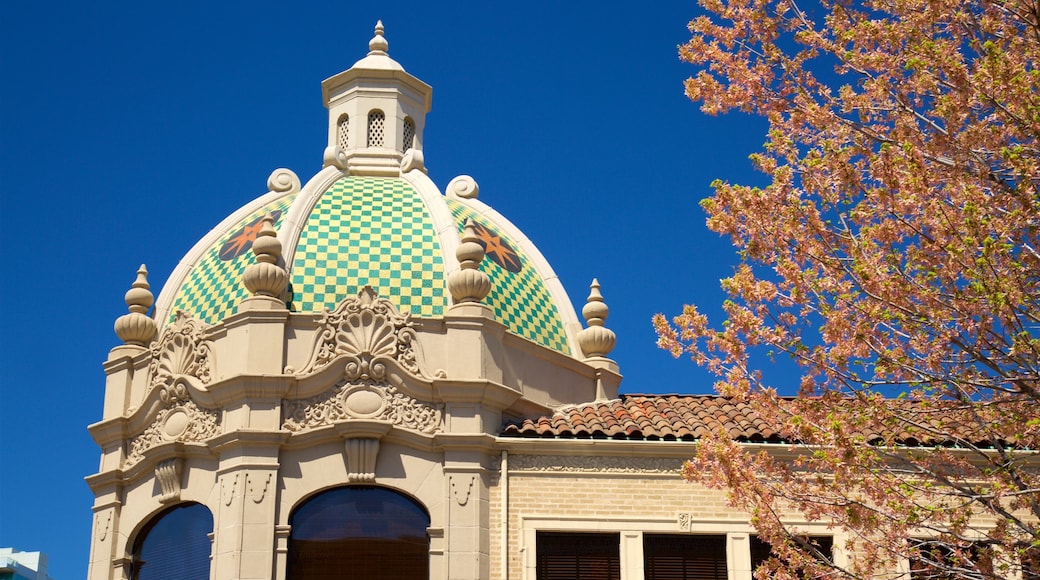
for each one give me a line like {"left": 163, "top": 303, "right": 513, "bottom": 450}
{"left": 337, "top": 114, "right": 349, "bottom": 150}
{"left": 287, "top": 486, "right": 430, "bottom": 580}
{"left": 402, "top": 117, "right": 416, "bottom": 153}
{"left": 367, "top": 110, "right": 385, "bottom": 147}
{"left": 131, "top": 502, "right": 213, "bottom": 580}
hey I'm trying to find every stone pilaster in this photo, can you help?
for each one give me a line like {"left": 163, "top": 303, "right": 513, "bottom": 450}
{"left": 444, "top": 457, "right": 491, "bottom": 580}
{"left": 210, "top": 432, "right": 284, "bottom": 580}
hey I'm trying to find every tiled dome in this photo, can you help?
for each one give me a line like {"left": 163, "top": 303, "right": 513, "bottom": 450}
{"left": 152, "top": 23, "right": 582, "bottom": 356}
{"left": 154, "top": 170, "right": 580, "bottom": 357}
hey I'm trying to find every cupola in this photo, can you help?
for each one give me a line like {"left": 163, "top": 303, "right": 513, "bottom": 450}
{"left": 153, "top": 22, "right": 589, "bottom": 359}
{"left": 321, "top": 21, "right": 432, "bottom": 176}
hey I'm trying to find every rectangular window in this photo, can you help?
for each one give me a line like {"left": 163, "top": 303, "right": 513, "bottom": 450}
{"left": 909, "top": 540, "right": 995, "bottom": 580}
{"left": 751, "top": 535, "right": 833, "bottom": 577}
{"left": 536, "top": 532, "right": 620, "bottom": 580}
{"left": 643, "top": 534, "right": 727, "bottom": 580}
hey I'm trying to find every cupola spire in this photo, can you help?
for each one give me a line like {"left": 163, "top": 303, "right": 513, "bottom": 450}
{"left": 369, "top": 20, "right": 388, "bottom": 54}
{"left": 321, "top": 20, "right": 433, "bottom": 177}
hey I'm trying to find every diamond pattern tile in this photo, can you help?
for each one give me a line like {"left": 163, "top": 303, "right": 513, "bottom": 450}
{"left": 446, "top": 199, "right": 571, "bottom": 355}
{"left": 169, "top": 194, "right": 297, "bottom": 324}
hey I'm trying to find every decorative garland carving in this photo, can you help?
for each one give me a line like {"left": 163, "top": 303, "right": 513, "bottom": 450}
{"left": 247, "top": 473, "right": 271, "bottom": 503}
{"left": 125, "top": 398, "right": 220, "bottom": 466}
{"left": 222, "top": 473, "right": 239, "bottom": 506}
{"left": 508, "top": 455, "right": 684, "bottom": 474}
{"left": 149, "top": 313, "right": 215, "bottom": 390}
{"left": 299, "top": 286, "right": 427, "bottom": 378}
{"left": 95, "top": 512, "right": 111, "bottom": 541}
{"left": 283, "top": 381, "right": 442, "bottom": 434}
{"left": 451, "top": 475, "right": 476, "bottom": 506}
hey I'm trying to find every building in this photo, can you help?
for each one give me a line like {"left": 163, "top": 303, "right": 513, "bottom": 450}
{"left": 0, "top": 549, "right": 54, "bottom": 580}
{"left": 86, "top": 22, "right": 1010, "bottom": 580}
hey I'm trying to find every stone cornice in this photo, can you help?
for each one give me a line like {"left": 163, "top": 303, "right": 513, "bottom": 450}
{"left": 496, "top": 437, "right": 699, "bottom": 458}
{"left": 506, "top": 454, "right": 686, "bottom": 476}
{"left": 220, "top": 307, "right": 290, "bottom": 330}
{"left": 434, "top": 433, "right": 498, "bottom": 453}
{"left": 103, "top": 346, "right": 151, "bottom": 372}
{"left": 434, "top": 379, "right": 521, "bottom": 409}
{"left": 84, "top": 469, "right": 124, "bottom": 494}
{"left": 206, "top": 374, "right": 293, "bottom": 404}
{"left": 88, "top": 418, "right": 129, "bottom": 446}
{"left": 85, "top": 441, "right": 216, "bottom": 491}
{"left": 280, "top": 421, "right": 438, "bottom": 453}
{"left": 208, "top": 429, "right": 291, "bottom": 454}
{"left": 334, "top": 420, "right": 393, "bottom": 440}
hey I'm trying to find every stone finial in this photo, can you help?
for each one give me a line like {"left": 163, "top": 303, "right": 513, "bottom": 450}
{"left": 114, "top": 264, "right": 157, "bottom": 346}
{"left": 242, "top": 214, "right": 288, "bottom": 298}
{"left": 369, "top": 20, "right": 388, "bottom": 54}
{"left": 447, "top": 219, "right": 491, "bottom": 304}
{"left": 578, "top": 279, "right": 616, "bottom": 358}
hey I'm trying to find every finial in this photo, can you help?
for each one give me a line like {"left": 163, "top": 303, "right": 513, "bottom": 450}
{"left": 448, "top": 219, "right": 491, "bottom": 304}
{"left": 114, "top": 264, "right": 157, "bottom": 346}
{"left": 243, "top": 214, "right": 289, "bottom": 298}
{"left": 369, "top": 20, "right": 388, "bottom": 54}
{"left": 578, "top": 279, "right": 616, "bottom": 358}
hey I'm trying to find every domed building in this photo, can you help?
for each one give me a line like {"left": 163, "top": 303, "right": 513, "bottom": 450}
{"left": 87, "top": 23, "right": 842, "bottom": 580}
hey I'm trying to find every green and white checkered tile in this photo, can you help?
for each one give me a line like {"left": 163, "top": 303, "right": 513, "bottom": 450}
{"left": 290, "top": 176, "right": 447, "bottom": 317}
{"left": 446, "top": 199, "right": 571, "bottom": 355}
{"left": 169, "top": 194, "right": 297, "bottom": 325}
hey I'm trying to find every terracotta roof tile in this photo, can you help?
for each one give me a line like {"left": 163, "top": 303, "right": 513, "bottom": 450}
{"left": 500, "top": 394, "right": 1000, "bottom": 446}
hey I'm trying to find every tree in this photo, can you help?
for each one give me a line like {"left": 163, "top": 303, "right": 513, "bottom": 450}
{"left": 655, "top": 0, "right": 1040, "bottom": 577}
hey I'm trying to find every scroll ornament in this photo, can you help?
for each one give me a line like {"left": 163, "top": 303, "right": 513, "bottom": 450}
{"left": 148, "top": 313, "right": 215, "bottom": 391}
{"left": 283, "top": 382, "right": 442, "bottom": 434}
{"left": 125, "top": 395, "right": 220, "bottom": 465}
{"left": 299, "top": 286, "right": 426, "bottom": 378}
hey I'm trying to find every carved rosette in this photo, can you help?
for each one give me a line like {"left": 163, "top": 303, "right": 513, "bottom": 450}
{"left": 126, "top": 397, "right": 220, "bottom": 465}
{"left": 299, "top": 286, "right": 427, "bottom": 377}
{"left": 283, "top": 381, "right": 442, "bottom": 434}
{"left": 148, "top": 313, "right": 215, "bottom": 390}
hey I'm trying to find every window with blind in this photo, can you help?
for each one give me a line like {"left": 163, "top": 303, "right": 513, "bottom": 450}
{"left": 909, "top": 540, "right": 996, "bottom": 580}
{"left": 751, "top": 535, "right": 833, "bottom": 578}
{"left": 643, "top": 534, "right": 728, "bottom": 580}
{"left": 286, "top": 486, "right": 430, "bottom": 580}
{"left": 131, "top": 502, "right": 213, "bottom": 580}
{"left": 536, "top": 532, "right": 620, "bottom": 580}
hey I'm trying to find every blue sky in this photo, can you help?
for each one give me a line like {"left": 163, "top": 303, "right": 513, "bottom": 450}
{"left": 1, "top": 1, "right": 772, "bottom": 577}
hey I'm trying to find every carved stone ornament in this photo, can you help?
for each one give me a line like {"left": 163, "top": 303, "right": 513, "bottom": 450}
{"left": 401, "top": 149, "right": 425, "bottom": 173}
{"left": 450, "top": 475, "right": 476, "bottom": 506}
{"left": 125, "top": 396, "right": 220, "bottom": 465}
{"left": 155, "top": 458, "right": 183, "bottom": 503}
{"left": 149, "top": 312, "right": 215, "bottom": 391}
{"left": 247, "top": 473, "right": 271, "bottom": 504}
{"left": 95, "top": 512, "right": 111, "bottom": 542}
{"left": 678, "top": 513, "right": 692, "bottom": 532}
{"left": 283, "top": 381, "right": 442, "bottom": 434}
{"left": 508, "top": 455, "right": 684, "bottom": 474}
{"left": 323, "top": 146, "right": 349, "bottom": 170}
{"left": 345, "top": 438, "right": 380, "bottom": 482}
{"left": 298, "top": 286, "right": 427, "bottom": 378}
{"left": 222, "top": 473, "right": 239, "bottom": 506}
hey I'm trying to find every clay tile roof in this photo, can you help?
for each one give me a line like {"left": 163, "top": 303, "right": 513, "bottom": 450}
{"left": 499, "top": 394, "right": 1000, "bottom": 446}
{"left": 501, "top": 394, "right": 788, "bottom": 442}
